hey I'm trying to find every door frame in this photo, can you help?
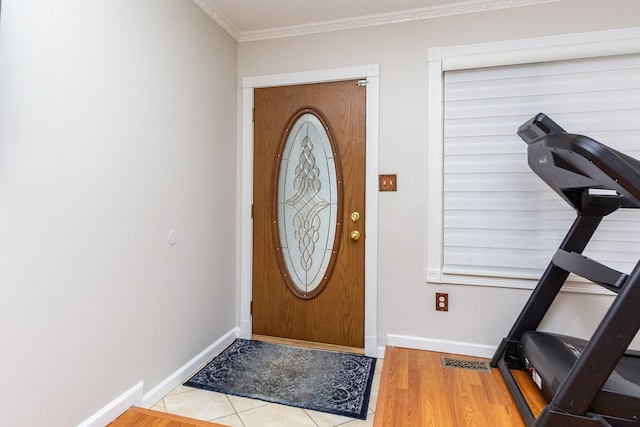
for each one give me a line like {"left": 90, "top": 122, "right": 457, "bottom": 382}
{"left": 239, "top": 65, "right": 379, "bottom": 357}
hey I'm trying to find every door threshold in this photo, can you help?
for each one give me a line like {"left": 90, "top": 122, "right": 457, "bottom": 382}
{"left": 252, "top": 334, "right": 365, "bottom": 355}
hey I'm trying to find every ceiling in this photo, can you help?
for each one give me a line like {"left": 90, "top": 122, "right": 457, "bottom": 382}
{"left": 193, "top": 0, "right": 561, "bottom": 42}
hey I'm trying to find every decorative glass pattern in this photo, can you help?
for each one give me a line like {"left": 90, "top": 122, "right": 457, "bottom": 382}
{"left": 277, "top": 112, "right": 338, "bottom": 297}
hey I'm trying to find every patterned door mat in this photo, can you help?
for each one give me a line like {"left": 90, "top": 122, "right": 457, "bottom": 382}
{"left": 185, "top": 339, "right": 376, "bottom": 420}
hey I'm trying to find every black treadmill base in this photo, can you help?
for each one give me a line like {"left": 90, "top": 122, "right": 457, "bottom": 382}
{"left": 521, "top": 331, "right": 640, "bottom": 422}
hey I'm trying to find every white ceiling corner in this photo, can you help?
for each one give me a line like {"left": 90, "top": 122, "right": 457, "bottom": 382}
{"left": 193, "top": 0, "right": 565, "bottom": 42}
{"left": 192, "top": 0, "right": 240, "bottom": 41}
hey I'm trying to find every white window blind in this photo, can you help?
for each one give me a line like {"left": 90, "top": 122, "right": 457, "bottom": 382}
{"left": 443, "top": 54, "right": 640, "bottom": 281}
{"left": 427, "top": 28, "right": 640, "bottom": 291}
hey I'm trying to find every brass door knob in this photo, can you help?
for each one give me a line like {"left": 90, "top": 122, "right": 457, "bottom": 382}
{"left": 350, "top": 230, "right": 361, "bottom": 241}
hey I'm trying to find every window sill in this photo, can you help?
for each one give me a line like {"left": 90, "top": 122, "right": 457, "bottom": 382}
{"left": 426, "top": 268, "right": 616, "bottom": 295}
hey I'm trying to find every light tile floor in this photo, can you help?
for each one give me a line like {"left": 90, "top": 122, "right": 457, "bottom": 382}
{"left": 151, "top": 359, "right": 383, "bottom": 427}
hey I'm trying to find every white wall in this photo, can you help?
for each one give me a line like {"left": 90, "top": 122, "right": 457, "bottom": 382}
{"left": 237, "top": 0, "right": 640, "bottom": 355}
{"left": 0, "top": 1, "right": 237, "bottom": 426}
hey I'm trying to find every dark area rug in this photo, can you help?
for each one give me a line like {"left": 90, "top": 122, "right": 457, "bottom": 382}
{"left": 184, "top": 338, "right": 377, "bottom": 420}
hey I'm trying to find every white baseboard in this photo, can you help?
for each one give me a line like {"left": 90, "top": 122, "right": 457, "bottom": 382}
{"left": 77, "top": 328, "right": 239, "bottom": 427}
{"left": 142, "top": 327, "right": 239, "bottom": 408}
{"left": 77, "top": 381, "right": 143, "bottom": 427}
{"left": 386, "top": 334, "right": 496, "bottom": 359}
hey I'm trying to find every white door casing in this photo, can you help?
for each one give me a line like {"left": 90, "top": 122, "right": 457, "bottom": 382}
{"left": 239, "top": 65, "right": 379, "bottom": 357}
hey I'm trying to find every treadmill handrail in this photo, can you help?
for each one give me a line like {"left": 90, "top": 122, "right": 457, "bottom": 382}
{"left": 552, "top": 249, "right": 628, "bottom": 292}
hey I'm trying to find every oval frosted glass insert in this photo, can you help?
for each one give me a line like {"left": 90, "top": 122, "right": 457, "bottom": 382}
{"left": 277, "top": 112, "right": 338, "bottom": 297}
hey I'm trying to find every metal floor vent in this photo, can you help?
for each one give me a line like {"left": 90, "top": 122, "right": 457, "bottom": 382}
{"left": 441, "top": 356, "right": 492, "bottom": 372}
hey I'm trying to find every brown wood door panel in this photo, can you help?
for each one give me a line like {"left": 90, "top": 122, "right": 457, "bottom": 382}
{"left": 252, "top": 80, "right": 366, "bottom": 348}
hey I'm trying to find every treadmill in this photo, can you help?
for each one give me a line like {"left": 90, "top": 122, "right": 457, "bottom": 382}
{"left": 490, "top": 113, "right": 640, "bottom": 427}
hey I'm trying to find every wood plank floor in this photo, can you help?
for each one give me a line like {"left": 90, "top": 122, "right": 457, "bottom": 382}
{"left": 374, "top": 346, "right": 547, "bottom": 427}
{"left": 108, "top": 407, "right": 228, "bottom": 427}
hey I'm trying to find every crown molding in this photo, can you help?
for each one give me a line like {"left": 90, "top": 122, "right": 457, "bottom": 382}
{"left": 191, "top": 0, "right": 240, "bottom": 41}
{"left": 193, "top": 0, "right": 564, "bottom": 43}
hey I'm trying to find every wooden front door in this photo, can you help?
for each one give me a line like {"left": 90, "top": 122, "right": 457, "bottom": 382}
{"left": 252, "top": 80, "right": 366, "bottom": 348}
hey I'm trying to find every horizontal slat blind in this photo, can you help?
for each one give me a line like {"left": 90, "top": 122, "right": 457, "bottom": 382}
{"left": 443, "top": 54, "right": 640, "bottom": 279}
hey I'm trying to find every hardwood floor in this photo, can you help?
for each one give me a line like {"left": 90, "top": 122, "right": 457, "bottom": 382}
{"left": 374, "top": 346, "right": 547, "bottom": 427}
{"left": 108, "top": 407, "right": 227, "bottom": 427}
